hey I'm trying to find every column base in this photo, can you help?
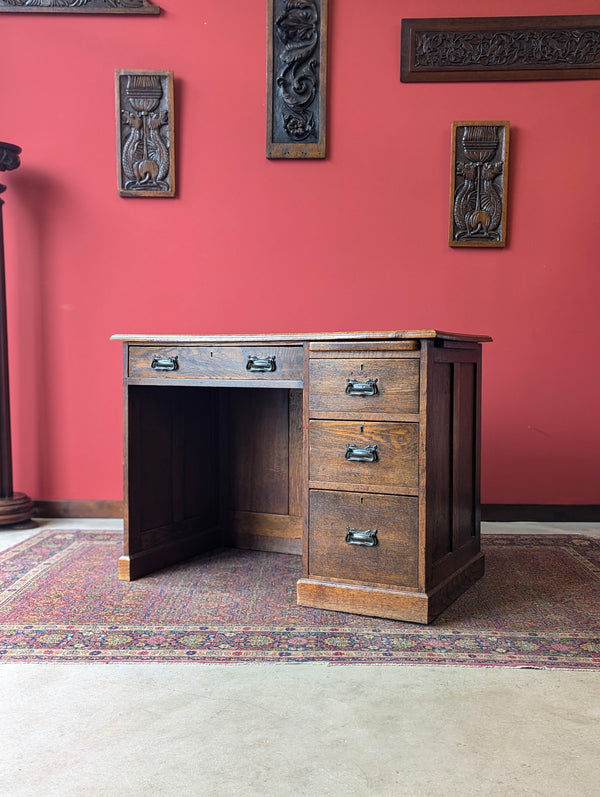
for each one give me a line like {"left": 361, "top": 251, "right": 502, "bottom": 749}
{"left": 0, "top": 492, "right": 36, "bottom": 527}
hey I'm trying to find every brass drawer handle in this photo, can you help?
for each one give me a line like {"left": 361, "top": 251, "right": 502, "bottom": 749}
{"left": 345, "top": 378, "right": 378, "bottom": 396}
{"left": 151, "top": 355, "right": 179, "bottom": 372}
{"left": 346, "top": 527, "right": 378, "bottom": 547}
{"left": 246, "top": 355, "right": 277, "bottom": 373}
{"left": 345, "top": 444, "right": 378, "bottom": 463}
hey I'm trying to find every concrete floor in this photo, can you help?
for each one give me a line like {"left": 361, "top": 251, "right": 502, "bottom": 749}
{"left": 1, "top": 520, "right": 599, "bottom": 797}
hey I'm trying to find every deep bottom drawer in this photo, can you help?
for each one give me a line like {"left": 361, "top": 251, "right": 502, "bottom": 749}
{"left": 309, "top": 490, "right": 418, "bottom": 588}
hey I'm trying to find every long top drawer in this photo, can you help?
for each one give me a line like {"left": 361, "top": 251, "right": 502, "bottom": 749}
{"left": 128, "top": 345, "right": 303, "bottom": 383}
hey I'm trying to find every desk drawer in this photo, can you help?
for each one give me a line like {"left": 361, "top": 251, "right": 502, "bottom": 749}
{"left": 309, "top": 490, "right": 418, "bottom": 587}
{"left": 309, "top": 358, "right": 420, "bottom": 416}
{"left": 309, "top": 420, "right": 418, "bottom": 491}
{"left": 128, "top": 345, "right": 303, "bottom": 382}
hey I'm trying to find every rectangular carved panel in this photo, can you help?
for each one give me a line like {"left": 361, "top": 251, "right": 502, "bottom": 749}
{"left": 0, "top": 0, "right": 158, "bottom": 13}
{"left": 115, "top": 70, "right": 175, "bottom": 198}
{"left": 402, "top": 16, "right": 600, "bottom": 82}
{"left": 449, "top": 122, "right": 509, "bottom": 249}
{"left": 266, "top": 0, "right": 328, "bottom": 159}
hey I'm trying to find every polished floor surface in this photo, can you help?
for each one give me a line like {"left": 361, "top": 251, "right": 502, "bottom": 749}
{"left": 1, "top": 520, "right": 599, "bottom": 797}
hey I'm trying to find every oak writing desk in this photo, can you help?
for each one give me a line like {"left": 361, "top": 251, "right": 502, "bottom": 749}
{"left": 112, "top": 330, "right": 491, "bottom": 623}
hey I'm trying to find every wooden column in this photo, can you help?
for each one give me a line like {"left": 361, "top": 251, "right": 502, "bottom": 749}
{"left": 0, "top": 142, "right": 34, "bottom": 526}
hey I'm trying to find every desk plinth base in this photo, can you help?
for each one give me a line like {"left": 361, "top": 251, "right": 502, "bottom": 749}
{"left": 297, "top": 553, "right": 484, "bottom": 625}
{"left": 118, "top": 525, "right": 221, "bottom": 581}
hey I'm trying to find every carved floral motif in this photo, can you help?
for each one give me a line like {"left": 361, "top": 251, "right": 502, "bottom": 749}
{"left": 415, "top": 28, "right": 600, "bottom": 69}
{"left": 274, "top": 0, "right": 320, "bottom": 142}
{"left": 0, "top": 0, "right": 157, "bottom": 11}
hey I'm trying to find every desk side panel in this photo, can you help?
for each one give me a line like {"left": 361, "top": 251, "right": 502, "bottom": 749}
{"left": 120, "top": 384, "right": 221, "bottom": 580}
{"left": 424, "top": 344, "right": 483, "bottom": 589}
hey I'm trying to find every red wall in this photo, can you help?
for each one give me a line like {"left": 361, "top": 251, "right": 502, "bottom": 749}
{"left": 3, "top": 0, "right": 600, "bottom": 505}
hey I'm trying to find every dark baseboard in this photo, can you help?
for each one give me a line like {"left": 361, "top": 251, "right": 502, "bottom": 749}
{"left": 32, "top": 501, "right": 600, "bottom": 523}
{"left": 34, "top": 500, "right": 124, "bottom": 519}
{"left": 482, "top": 504, "right": 600, "bottom": 523}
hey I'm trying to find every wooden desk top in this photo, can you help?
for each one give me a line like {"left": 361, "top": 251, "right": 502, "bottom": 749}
{"left": 111, "top": 330, "right": 493, "bottom": 344}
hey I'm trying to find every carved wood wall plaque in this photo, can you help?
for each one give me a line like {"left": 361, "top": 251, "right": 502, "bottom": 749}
{"left": 449, "top": 122, "right": 509, "bottom": 248}
{"left": 0, "top": 0, "right": 159, "bottom": 13}
{"left": 115, "top": 70, "right": 175, "bottom": 197}
{"left": 401, "top": 16, "right": 600, "bottom": 82}
{"left": 266, "top": 0, "right": 328, "bottom": 159}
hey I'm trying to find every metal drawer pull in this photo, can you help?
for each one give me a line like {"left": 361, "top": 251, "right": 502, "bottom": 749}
{"left": 345, "top": 444, "right": 378, "bottom": 462}
{"left": 246, "top": 355, "right": 277, "bottom": 373}
{"left": 345, "top": 378, "right": 378, "bottom": 396}
{"left": 346, "top": 527, "right": 378, "bottom": 547}
{"left": 151, "top": 355, "right": 179, "bottom": 371}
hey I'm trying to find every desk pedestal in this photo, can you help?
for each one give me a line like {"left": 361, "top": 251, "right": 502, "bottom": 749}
{"left": 114, "top": 331, "right": 489, "bottom": 623}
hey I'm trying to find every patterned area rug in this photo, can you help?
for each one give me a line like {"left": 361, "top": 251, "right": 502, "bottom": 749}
{"left": 0, "top": 529, "right": 598, "bottom": 667}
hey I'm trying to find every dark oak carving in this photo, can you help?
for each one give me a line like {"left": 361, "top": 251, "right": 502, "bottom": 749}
{"left": 449, "top": 122, "right": 510, "bottom": 248}
{"left": 266, "top": 0, "right": 328, "bottom": 159}
{"left": 0, "top": 0, "right": 159, "bottom": 13}
{"left": 401, "top": 16, "right": 600, "bottom": 82}
{"left": 115, "top": 70, "right": 175, "bottom": 198}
